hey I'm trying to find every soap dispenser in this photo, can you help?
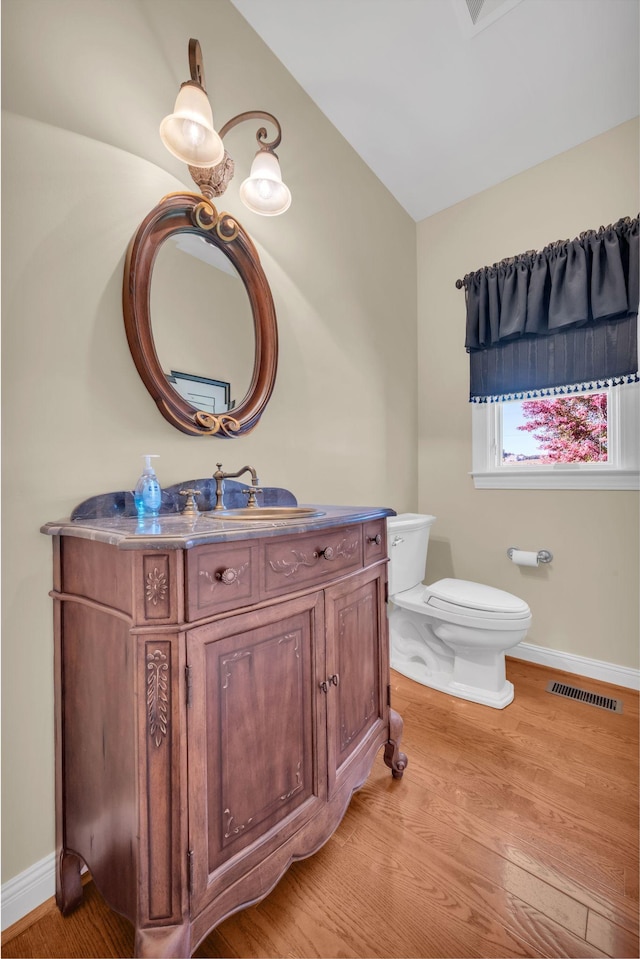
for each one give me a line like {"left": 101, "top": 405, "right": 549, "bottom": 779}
{"left": 134, "top": 455, "right": 162, "bottom": 518}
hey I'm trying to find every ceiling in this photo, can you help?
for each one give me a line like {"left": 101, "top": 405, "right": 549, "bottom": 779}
{"left": 230, "top": 0, "right": 639, "bottom": 222}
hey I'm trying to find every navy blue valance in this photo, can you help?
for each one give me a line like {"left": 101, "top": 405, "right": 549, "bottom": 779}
{"left": 459, "top": 216, "right": 639, "bottom": 401}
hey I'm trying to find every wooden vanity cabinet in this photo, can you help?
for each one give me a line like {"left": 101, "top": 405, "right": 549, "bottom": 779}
{"left": 48, "top": 513, "right": 406, "bottom": 958}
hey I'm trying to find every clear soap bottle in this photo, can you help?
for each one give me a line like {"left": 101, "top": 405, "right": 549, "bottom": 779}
{"left": 134, "top": 455, "right": 162, "bottom": 518}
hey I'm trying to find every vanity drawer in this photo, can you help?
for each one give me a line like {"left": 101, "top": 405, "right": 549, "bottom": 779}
{"left": 261, "top": 525, "right": 363, "bottom": 598}
{"left": 363, "top": 519, "right": 387, "bottom": 564}
{"left": 186, "top": 542, "right": 260, "bottom": 620}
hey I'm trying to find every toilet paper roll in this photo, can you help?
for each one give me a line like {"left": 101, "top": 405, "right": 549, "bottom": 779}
{"left": 510, "top": 549, "right": 539, "bottom": 567}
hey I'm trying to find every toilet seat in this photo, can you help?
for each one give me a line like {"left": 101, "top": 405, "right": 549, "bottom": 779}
{"left": 426, "top": 578, "right": 530, "bottom": 616}
{"left": 390, "top": 579, "right": 532, "bottom": 631}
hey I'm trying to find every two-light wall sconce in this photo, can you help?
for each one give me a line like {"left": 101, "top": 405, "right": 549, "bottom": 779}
{"left": 160, "top": 38, "right": 291, "bottom": 216}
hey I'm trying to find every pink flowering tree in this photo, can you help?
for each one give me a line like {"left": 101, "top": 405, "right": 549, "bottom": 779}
{"left": 518, "top": 393, "right": 608, "bottom": 463}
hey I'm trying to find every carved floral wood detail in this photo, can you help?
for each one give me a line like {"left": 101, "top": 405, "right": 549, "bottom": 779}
{"left": 147, "top": 648, "right": 169, "bottom": 747}
{"left": 280, "top": 631, "right": 300, "bottom": 658}
{"left": 146, "top": 567, "right": 168, "bottom": 605}
{"left": 220, "top": 649, "right": 252, "bottom": 690}
{"left": 269, "top": 549, "right": 317, "bottom": 577}
{"left": 143, "top": 554, "right": 171, "bottom": 620}
{"left": 332, "top": 537, "right": 360, "bottom": 559}
{"left": 279, "top": 761, "right": 302, "bottom": 801}
{"left": 224, "top": 807, "right": 253, "bottom": 840}
{"left": 269, "top": 537, "right": 359, "bottom": 577}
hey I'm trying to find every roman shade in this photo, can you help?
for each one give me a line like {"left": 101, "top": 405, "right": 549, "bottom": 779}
{"left": 458, "top": 215, "right": 639, "bottom": 402}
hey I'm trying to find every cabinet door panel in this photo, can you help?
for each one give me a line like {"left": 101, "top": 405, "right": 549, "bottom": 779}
{"left": 187, "top": 593, "right": 325, "bottom": 915}
{"left": 325, "top": 567, "right": 387, "bottom": 797}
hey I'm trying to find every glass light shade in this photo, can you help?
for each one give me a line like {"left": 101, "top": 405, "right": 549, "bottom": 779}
{"left": 239, "top": 150, "right": 292, "bottom": 216}
{"left": 159, "top": 82, "right": 225, "bottom": 168}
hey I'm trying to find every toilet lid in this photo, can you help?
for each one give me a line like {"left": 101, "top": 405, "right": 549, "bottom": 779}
{"left": 424, "top": 578, "right": 530, "bottom": 616}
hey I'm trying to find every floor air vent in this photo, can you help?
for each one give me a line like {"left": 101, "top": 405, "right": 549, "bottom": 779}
{"left": 546, "top": 680, "right": 623, "bottom": 713}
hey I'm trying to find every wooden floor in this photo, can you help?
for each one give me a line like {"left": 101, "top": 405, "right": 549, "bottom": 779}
{"left": 3, "top": 660, "right": 638, "bottom": 958}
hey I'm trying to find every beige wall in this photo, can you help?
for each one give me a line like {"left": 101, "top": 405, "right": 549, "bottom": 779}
{"left": 417, "top": 119, "right": 639, "bottom": 670}
{"left": 1, "top": 0, "right": 418, "bottom": 882}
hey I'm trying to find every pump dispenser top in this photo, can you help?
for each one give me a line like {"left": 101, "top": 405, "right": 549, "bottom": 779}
{"left": 134, "top": 454, "right": 162, "bottom": 518}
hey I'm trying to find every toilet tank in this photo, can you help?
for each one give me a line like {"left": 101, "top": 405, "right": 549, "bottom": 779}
{"left": 386, "top": 513, "right": 436, "bottom": 596}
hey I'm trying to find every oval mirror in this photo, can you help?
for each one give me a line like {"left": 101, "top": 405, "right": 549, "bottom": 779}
{"left": 151, "top": 232, "right": 255, "bottom": 416}
{"left": 123, "top": 193, "right": 278, "bottom": 437}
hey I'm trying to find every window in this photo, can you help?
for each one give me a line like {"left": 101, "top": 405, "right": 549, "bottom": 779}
{"left": 502, "top": 392, "right": 608, "bottom": 465}
{"left": 471, "top": 382, "right": 639, "bottom": 489}
{"left": 459, "top": 217, "right": 638, "bottom": 490}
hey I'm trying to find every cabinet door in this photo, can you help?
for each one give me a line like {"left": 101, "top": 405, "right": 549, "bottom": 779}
{"left": 325, "top": 565, "right": 388, "bottom": 797}
{"left": 186, "top": 592, "right": 326, "bottom": 917}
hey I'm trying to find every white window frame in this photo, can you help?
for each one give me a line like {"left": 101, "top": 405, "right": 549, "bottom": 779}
{"left": 471, "top": 382, "right": 640, "bottom": 490}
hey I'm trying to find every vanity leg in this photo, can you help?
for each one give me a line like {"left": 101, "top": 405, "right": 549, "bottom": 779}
{"left": 134, "top": 922, "right": 191, "bottom": 959}
{"left": 56, "top": 850, "right": 84, "bottom": 915}
{"left": 383, "top": 707, "right": 408, "bottom": 779}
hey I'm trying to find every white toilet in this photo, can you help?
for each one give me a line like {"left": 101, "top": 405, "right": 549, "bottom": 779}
{"left": 387, "top": 513, "right": 532, "bottom": 708}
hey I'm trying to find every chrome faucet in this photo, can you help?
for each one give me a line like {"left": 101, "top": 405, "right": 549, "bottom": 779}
{"left": 212, "top": 463, "right": 262, "bottom": 510}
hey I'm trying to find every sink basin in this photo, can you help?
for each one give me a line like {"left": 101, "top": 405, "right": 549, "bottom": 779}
{"left": 209, "top": 507, "right": 325, "bottom": 522}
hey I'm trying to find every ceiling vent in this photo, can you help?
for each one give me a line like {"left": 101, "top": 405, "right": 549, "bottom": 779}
{"left": 451, "top": 0, "right": 523, "bottom": 37}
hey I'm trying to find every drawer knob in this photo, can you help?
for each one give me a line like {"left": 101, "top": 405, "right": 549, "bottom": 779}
{"left": 218, "top": 567, "right": 239, "bottom": 585}
{"left": 329, "top": 673, "right": 340, "bottom": 687}
{"left": 317, "top": 546, "right": 335, "bottom": 561}
{"left": 367, "top": 533, "right": 382, "bottom": 546}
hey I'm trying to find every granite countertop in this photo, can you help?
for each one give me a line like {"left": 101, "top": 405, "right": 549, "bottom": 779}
{"left": 41, "top": 504, "right": 396, "bottom": 550}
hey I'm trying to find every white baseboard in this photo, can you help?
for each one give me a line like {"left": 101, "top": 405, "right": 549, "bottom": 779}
{"left": 509, "top": 642, "right": 640, "bottom": 691}
{"left": 1, "top": 851, "right": 56, "bottom": 932}
{"left": 3, "top": 646, "right": 638, "bottom": 933}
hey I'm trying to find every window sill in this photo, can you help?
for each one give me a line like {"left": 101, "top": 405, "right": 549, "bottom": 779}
{"left": 470, "top": 469, "right": 640, "bottom": 490}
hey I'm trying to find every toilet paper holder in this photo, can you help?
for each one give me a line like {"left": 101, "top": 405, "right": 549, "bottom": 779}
{"left": 507, "top": 547, "right": 553, "bottom": 564}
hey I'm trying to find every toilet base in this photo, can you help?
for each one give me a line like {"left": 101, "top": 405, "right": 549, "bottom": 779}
{"left": 391, "top": 656, "right": 514, "bottom": 709}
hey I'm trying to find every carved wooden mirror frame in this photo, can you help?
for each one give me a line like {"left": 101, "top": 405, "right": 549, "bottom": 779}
{"left": 123, "top": 192, "right": 278, "bottom": 437}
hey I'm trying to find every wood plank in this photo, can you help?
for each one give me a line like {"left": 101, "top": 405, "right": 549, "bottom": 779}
{"left": 200, "top": 835, "right": 544, "bottom": 959}
{"left": 392, "top": 696, "right": 637, "bottom": 883}
{"left": 350, "top": 763, "right": 639, "bottom": 934}
{"left": 586, "top": 910, "right": 640, "bottom": 958}
{"left": 1, "top": 880, "right": 135, "bottom": 958}
{"left": 401, "top": 699, "right": 638, "bottom": 866}
{"left": 329, "top": 796, "right": 605, "bottom": 959}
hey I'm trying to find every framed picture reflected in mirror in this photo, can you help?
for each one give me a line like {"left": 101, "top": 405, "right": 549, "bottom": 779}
{"left": 167, "top": 370, "right": 233, "bottom": 414}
